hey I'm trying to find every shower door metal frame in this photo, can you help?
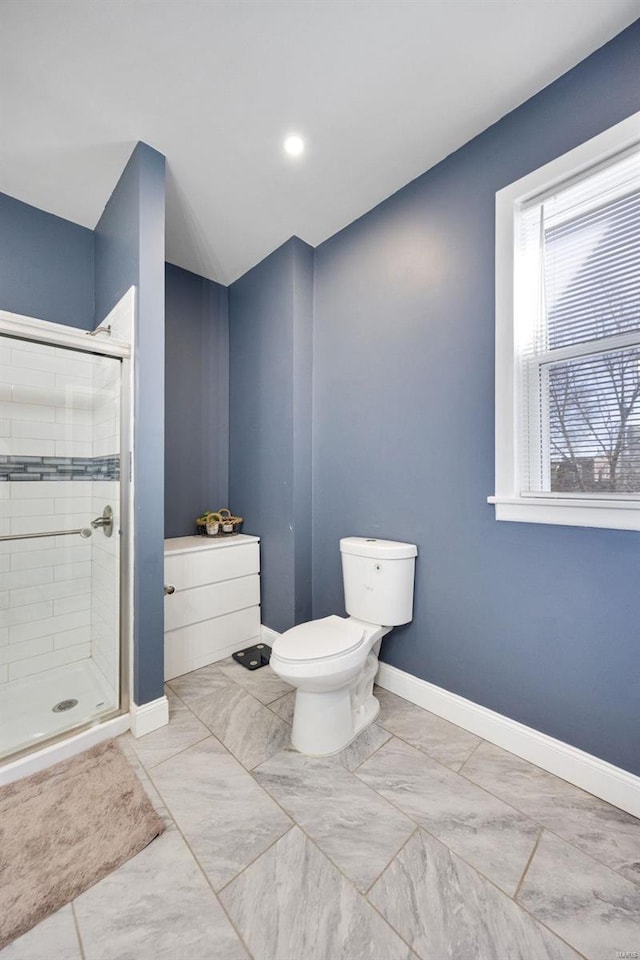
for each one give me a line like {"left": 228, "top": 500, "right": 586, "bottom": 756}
{"left": 0, "top": 309, "right": 132, "bottom": 762}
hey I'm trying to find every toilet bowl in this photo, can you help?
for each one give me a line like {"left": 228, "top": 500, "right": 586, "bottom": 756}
{"left": 270, "top": 537, "right": 417, "bottom": 756}
{"left": 270, "top": 615, "right": 390, "bottom": 755}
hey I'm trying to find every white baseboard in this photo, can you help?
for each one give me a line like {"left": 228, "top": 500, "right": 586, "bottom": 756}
{"left": 376, "top": 662, "right": 639, "bottom": 817}
{"left": 261, "top": 625, "right": 281, "bottom": 646}
{"left": 129, "top": 695, "right": 169, "bottom": 738}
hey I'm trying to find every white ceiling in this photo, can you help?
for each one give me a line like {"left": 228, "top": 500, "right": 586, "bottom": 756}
{"left": 1, "top": 0, "right": 638, "bottom": 285}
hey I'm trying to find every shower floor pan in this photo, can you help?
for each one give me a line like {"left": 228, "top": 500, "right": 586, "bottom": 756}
{"left": 0, "top": 659, "right": 117, "bottom": 761}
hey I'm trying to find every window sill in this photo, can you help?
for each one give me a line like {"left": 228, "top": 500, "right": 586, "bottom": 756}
{"left": 487, "top": 496, "right": 640, "bottom": 531}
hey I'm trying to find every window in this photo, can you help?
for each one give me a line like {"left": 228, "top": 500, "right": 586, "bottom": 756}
{"left": 490, "top": 113, "right": 640, "bottom": 531}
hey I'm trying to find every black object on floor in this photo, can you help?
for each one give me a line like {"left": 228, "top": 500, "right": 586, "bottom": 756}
{"left": 232, "top": 643, "right": 272, "bottom": 670}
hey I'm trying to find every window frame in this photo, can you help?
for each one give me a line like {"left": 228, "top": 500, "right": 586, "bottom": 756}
{"left": 489, "top": 112, "right": 640, "bottom": 532}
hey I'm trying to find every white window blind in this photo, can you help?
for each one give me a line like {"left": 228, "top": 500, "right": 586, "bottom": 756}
{"left": 515, "top": 147, "right": 640, "bottom": 497}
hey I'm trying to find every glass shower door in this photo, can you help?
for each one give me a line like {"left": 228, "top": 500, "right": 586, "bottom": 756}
{"left": 0, "top": 334, "right": 123, "bottom": 759}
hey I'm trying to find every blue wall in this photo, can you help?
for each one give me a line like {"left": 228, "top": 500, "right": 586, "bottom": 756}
{"left": 165, "top": 262, "right": 229, "bottom": 538}
{"left": 292, "top": 239, "right": 314, "bottom": 625}
{"left": 312, "top": 23, "right": 640, "bottom": 774}
{"left": 95, "top": 142, "right": 166, "bottom": 707}
{"left": 0, "top": 192, "right": 94, "bottom": 328}
{"left": 229, "top": 237, "right": 314, "bottom": 632}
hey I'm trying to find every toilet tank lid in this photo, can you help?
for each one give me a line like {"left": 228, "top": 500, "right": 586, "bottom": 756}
{"left": 340, "top": 537, "right": 418, "bottom": 560}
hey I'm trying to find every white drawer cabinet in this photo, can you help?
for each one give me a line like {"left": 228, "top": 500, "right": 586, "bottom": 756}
{"left": 165, "top": 541, "right": 259, "bottom": 590}
{"left": 164, "top": 535, "right": 261, "bottom": 681}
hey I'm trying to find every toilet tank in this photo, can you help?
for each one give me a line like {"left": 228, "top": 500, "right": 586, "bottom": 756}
{"left": 340, "top": 537, "right": 417, "bottom": 626}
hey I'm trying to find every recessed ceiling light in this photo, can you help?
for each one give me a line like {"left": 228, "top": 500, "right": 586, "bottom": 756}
{"left": 283, "top": 134, "right": 305, "bottom": 157}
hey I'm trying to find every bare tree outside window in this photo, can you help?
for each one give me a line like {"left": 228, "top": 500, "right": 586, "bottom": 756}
{"left": 549, "top": 348, "right": 640, "bottom": 492}
{"left": 543, "top": 189, "right": 640, "bottom": 494}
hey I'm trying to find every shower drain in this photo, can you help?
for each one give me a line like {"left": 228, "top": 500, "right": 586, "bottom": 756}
{"left": 52, "top": 699, "right": 78, "bottom": 713}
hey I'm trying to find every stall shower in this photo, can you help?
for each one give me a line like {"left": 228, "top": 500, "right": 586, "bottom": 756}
{"left": 0, "top": 317, "right": 129, "bottom": 761}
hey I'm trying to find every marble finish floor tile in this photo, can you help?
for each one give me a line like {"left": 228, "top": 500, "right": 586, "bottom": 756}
{"left": 167, "top": 661, "right": 225, "bottom": 700}
{"left": 216, "top": 656, "right": 293, "bottom": 704}
{"left": 335, "top": 723, "right": 392, "bottom": 771}
{"left": 368, "top": 829, "right": 580, "bottom": 960}
{"left": 517, "top": 830, "right": 640, "bottom": 960}
{"left": 170, "top": 664, "right": 291, "bottom": 768}
{"left": 0, "top": 906, "right": 82, "bottom": 960}
{"left": 268, "top": 690, "right": 295, "bottom": 724}
{"left": 356, "top": 737, "right": 539, "bottom": 894}
{"left": 375, "top": 687, "right": 480, "bottom": 770}
{"left": 150, "top": 737, "right": 292, "bottom": 890}
{"left": 120, "top": 688, "right": 209, "bottom": 769}
{"left": 73, "top": 825, "right": 249, "bottom": 960}
{"left": 461, "top": 741, "right": 640, "bottom": 883}
{"left": 254, "top": 748, "right": 414, "bottom": 891}
{"left": 116, "top": 736, "right": 174, "bottom": 828}
{"left": 219, "top": 826, "right": 413, "bottom": 960}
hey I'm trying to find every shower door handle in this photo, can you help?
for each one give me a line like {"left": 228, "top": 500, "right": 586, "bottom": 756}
{"left": 91, "top": 505, "right": 113, "bottom": 538}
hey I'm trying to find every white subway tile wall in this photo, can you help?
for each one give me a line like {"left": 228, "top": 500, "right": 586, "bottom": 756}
{"left": 1, "top": 339, "right": 94, "bottom": 462}
{"left": 0, "top": 482, "right": 94, "bottom": 681}
{"left": 0, "top": 337, "right": 120, "bottom": 691}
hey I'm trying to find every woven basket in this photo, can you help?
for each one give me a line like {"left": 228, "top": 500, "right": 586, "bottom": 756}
{"left": 217, "top": 508, "right": 243, "bottom": 535}
{"left": 195, "top": 508, "right": 243, "bottom": 537}
{"left": 196, "top": 507, "right": 243, "bottom": 537}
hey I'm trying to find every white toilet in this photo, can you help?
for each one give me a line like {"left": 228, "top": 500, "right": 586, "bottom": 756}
{"left": 270, "top": 537, "right": 417, "bottom": 756}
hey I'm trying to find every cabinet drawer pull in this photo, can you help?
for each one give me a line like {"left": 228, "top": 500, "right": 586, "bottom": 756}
{"left": 164, "top": 584, "right": 176, "bottom": 596}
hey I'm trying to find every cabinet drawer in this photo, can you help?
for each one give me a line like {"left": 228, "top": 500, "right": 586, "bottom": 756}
{"left": 164, "top": 574, "right": 259, "bottom": 632}
{"left": 164, "top": 606, "right": 261, "bottom": 681}
{"left": 165, "top": 542, "right": 259, "bottom": 591}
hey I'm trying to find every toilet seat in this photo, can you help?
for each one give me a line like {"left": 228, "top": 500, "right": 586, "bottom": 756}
{"left": 274, "top": 615, "right": 365, "bottom": 663}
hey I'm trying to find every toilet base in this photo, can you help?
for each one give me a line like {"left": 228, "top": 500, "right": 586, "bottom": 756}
{"left": 291, "top": 690, "right": 380, "bottom": 757}
{"left": 290, "top": 651, "right": 381, "bottom": 757}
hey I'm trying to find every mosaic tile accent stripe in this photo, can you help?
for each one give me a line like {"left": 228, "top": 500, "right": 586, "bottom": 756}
{"left": 0, "top": 455, "right": 120, "bottom": 481}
